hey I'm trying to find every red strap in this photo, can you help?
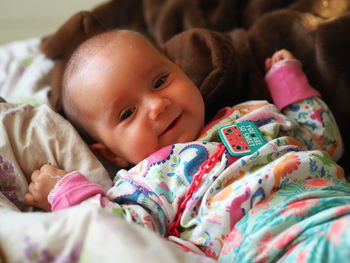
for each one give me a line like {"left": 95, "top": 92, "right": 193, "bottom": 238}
{"left": 166, "top": 143, "right": 227, "bottom": 237}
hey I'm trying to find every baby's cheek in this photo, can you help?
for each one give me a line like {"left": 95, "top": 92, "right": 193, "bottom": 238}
{"left": 128, "top": 143, "right": 156, "bottom": 164}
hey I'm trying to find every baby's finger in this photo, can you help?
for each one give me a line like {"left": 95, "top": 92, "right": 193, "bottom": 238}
{"left": 272, "top": 52, "right": 284, "bottom": 64}
{"left": 40, "top": 163, "right": 58, "bottom": 173}
{"left": 41, "top": 164, "right": 68, "bottom": 178}
{"left": 30, "top": 169, "right": 40, "bottom": 182}
{"left": 24, "top": 192, "right": 37, "bottom": 206}
{"left": 265, "top": 58, "right": 272, "bottom": 73}
{"left": 27, "top": 182, "right": 36, "bottom": 195}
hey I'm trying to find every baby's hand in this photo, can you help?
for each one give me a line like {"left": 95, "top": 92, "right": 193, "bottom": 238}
{"left": 25, "top": 164, "right": 68, "bottom": 211}
{"left": 265, "top": 49, "right": 295, "bottom": 73}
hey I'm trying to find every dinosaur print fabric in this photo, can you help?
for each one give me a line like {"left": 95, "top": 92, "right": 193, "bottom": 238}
{"left": 76, "top": 97, "right": 348, "bottom": 261}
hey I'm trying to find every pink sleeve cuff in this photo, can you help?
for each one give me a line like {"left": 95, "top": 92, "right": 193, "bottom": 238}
{"left": 48, "top": 171, "right": 105, "bottom": 211}
{"left": 265, "top": 59, "right": 320, "bottom": 111}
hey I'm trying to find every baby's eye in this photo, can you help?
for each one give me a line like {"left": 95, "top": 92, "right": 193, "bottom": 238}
{"left": 153, "top": 74, "right": 168, "bottom": 89}
{"left": 120, "top": 107, "right": 135, "bottom": 121}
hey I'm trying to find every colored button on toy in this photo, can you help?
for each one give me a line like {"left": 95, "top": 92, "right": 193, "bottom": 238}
{"left": 218, "top": 121, "right": 266, "bottom": 156}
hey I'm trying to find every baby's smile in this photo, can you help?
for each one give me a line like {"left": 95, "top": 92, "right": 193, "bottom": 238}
{"left": 160, "top": 113, "right": 182, "bottom": 137}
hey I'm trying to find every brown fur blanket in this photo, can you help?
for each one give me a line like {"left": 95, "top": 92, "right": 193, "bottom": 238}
{"left": 39, "top": 0, "right": 350, "bottom": 171}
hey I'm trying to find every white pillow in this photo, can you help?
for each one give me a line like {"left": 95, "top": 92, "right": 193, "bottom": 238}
{"left": 0, "top": 38, "right": 54, "bottom": 107}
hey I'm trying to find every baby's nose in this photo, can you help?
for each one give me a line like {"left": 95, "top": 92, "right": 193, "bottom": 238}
{"left": 147, "top": 95, "right": 171, "bottom": 120}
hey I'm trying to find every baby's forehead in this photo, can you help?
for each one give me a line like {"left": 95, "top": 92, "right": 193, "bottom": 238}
{"left": 79, "top": 32, "right": 154, "bottom": 66}
{"left": 71, "top": 31, "right": 137, "bottom": 60}
{"left": 91, "top": 31, "right": 151, "bottom": 52}
{"left": 67, "top": 30, "right": 165, "bottom": 96}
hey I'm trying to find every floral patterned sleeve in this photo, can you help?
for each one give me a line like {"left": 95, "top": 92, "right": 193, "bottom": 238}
{"left": 281, "top": 97, "right": 343, "bottom": 161}
{"left": 49, "top": 171, "right": 167, "bottom": 235}
{"left": 264, "top": 58, "right": 343, "bottom": 161}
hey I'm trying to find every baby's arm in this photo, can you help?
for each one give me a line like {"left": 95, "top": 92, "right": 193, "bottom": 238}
{"left": 48, "top": 171, "right": 166, "bottom": 233}
{"left": 25, "top": 165, "right": 104, "bottom": 212}
{"left": 265, "top": 50, "right": 343, "bottom": 160}
{"left": 265, "top": 49, "right": 321, "bottom": 111}
{"left": 25, "top": 164, "right": 166, "bottom": 234}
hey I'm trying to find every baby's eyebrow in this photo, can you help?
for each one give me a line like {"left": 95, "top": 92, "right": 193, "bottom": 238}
{"left": 144, "top": 61, "right": 169, "bottom": 78}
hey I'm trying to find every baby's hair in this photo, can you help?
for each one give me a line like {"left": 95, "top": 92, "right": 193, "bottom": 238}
{"left": 61, "top": 29, "right": 172, "bottom": 144}
{"left": 61, "top": 39, "right": 97, "bottom": 144}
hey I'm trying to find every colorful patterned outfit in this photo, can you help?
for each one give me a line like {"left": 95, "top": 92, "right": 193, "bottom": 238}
{"left": 48, "top": 59, "right": 350, "bottom": 262}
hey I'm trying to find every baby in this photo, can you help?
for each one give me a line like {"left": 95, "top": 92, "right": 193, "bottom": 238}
{"left": 25, "top": 30, "right": 350, "bottom": 262}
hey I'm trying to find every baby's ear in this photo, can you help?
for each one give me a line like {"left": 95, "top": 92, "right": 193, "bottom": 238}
{"left": 90, "top": 143, "right": 129, "bottom": 168}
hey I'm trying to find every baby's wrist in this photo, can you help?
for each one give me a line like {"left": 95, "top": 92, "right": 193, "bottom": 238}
{"left": 48, "top": 172, "right": 105, "bottom": 211}
{"left": 47, "top": 171, "right": 80, "bottom": 205}
{"left": 265, "top": 59, "right": 320, "bottom": 111}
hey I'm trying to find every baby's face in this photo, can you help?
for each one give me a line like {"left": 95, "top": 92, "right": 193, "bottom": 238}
{"left": 74, "top": 32, "right": 205, "bottom": 165}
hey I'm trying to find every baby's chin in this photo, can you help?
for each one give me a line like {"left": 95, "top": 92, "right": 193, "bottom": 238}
{"left": 133, "top": 128, "right": 203, "bottom": 164}
{"left": 175, "top": 131, "right": 201, "bottom": 144}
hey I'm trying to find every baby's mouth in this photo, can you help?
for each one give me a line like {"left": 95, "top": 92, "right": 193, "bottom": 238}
{"left": 161, "top": 115, "right": 181, "bottom": 136}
